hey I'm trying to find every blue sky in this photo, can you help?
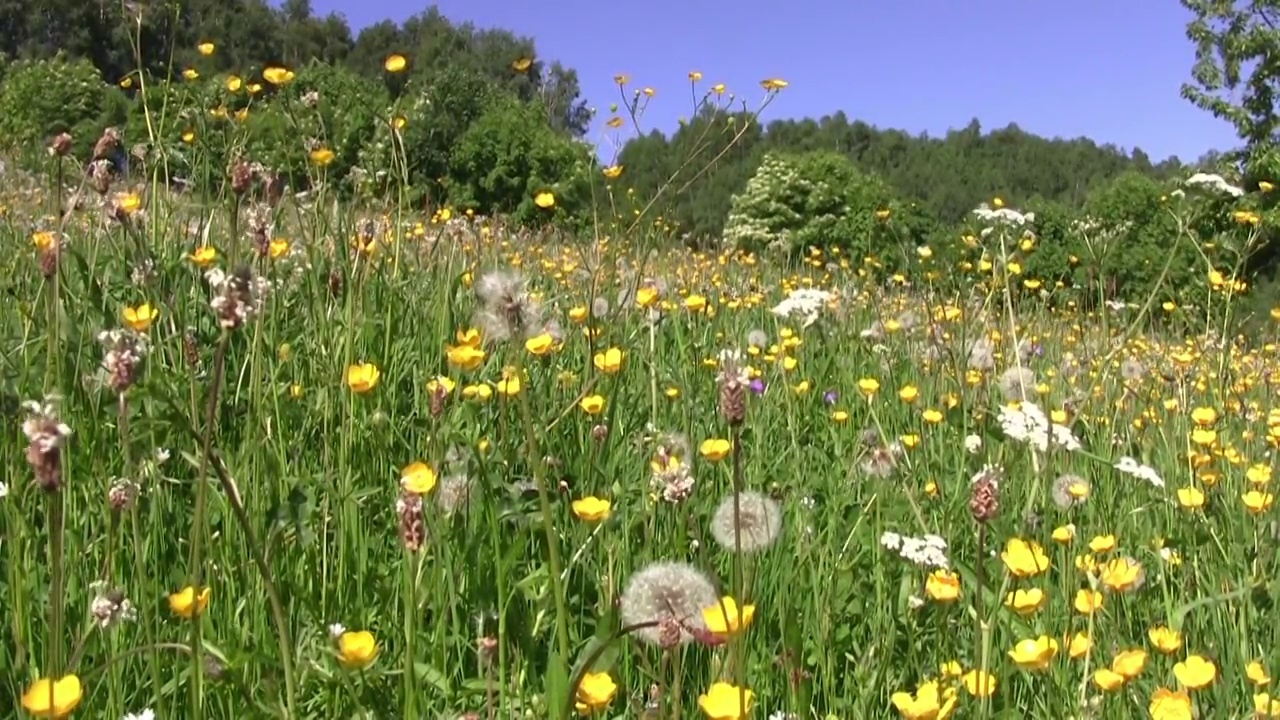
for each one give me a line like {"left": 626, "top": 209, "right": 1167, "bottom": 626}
{"left": 305, "top": 0, "right": 1240, "bottom": 164}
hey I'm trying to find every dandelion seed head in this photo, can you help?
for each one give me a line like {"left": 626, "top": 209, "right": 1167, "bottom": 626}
{"left": 436, "top": 474, "right": 472, "bottom": 516}
{"left": 618, "top": 561, "right": 719, "bottom": 646}
{"left": 1052, "top": 473, "right": 1090, "bottom": 509}
{"left": 473, "top": 269, "right": 542, "bottom": 343}
{"left": 997, "top": 366, "right": 1036, "bottom": 403}
{"left": 710, "top": 491, "right": 782, "bottom": 553}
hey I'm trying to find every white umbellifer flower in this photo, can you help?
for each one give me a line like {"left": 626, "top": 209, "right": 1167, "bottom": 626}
{"left": 999, "top": 401, "right": 1080, "bottom": 453}
{"left": 1184, "top": 172, "right": 1244, "bottom": 197}
{"left": 770, "top": 288, "right": 833, "bottom": 328}
{"left": 882, "top": 531, "right": 950, "bottom": 569}
{"left": 972, "top": 203, "right": 1035, "bottom": 227}
{"left": 1114, "top": 456, "right": 1164, "bottom": 488}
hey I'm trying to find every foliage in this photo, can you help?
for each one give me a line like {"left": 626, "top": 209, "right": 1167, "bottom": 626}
{"left": 1181, "top": 0, "right": 1280, "bottom": 155}
{"left": 0, "top": 54, "right": 127, "bottom": 161}
{"left": 245, "top": 60, "right": 388, "bottom": 190}
{"left": 620, "top": 112, "right": 1186, "bottom": 241}
{"left": 723, "top": 152, "right": 806, "bottom": 254}
{"left": 448, "top": 93, "right": 594, "bottom": 225}
{"left": 3, "top": 162, "right": 1280, "bottom": 718}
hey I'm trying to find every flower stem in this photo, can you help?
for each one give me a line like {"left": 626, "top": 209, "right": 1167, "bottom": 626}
{"left": 514, "top": 365, "right": 571, "bottom": 664}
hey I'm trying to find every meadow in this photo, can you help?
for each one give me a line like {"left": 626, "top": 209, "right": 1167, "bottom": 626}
{"left": 4, "top": 58, "right": 1280, "bottom": 720}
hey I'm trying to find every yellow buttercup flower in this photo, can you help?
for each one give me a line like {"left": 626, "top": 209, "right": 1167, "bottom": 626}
{"left": 21, "top": 675, "right": 83, "bottom": 718}
{"left": 401, "top": 462, "right": 437, "bottom": 495}
{"left": 701, "top": 596, "right": 755, "bottom": 637}
{"left": 337, "top": 630, "right": 378, "bottom": 669}
{"left": 345, "top": 363, "right": 381, "bottom": 393}
{"left": 574, "top": 671, "right": 617, "bottom": 715}
{"left": 593, "top": 347, "right": 625, "bottom": 374}
{"left": 571, "top": 496, "right": 611, "bottom": 522}
{"left": 122, "top": 302, "right": 159, "bottom": 332}
{"left": 384, "top": 54, "right": 408, "bottom": 73}
{"left": 699, "top": 438, "right": 732, "bottom": 461}
{"left": 1001, "top": 537, "right": 1050, "bottom": 577}
{"left": 169, "top": 585, "right": 211, "bottom": 619}
{"left": 698, "top": 682, "right": 754, "bottom": 720}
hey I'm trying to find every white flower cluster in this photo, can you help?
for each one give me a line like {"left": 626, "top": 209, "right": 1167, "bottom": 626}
{"left": 1114, "top": 456, "right": 1164, "bottom": 489}
{"left": 998, "top": 401, "right": 1081, "bottom": 453}
{"left": 1184, "top": 172, "right": 1243, "bottom": 197}
{"left": 972, "top": 203, "right": 1035, "bottom": 228}
{"left": 880, "top": 531, "right": 950, "bottom": 569}
{"left": 770, "top": 287, "right": 832, "bottom": 328}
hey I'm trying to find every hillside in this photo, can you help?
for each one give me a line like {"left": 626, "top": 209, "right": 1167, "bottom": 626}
{"left": 616, "top": 112, "right": 1187, "bottom": 241}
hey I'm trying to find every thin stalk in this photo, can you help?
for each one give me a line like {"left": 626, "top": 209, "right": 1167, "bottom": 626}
{"left": 200, "top": 431, "right": 299, "bottom": 716}
{"left": 47, "top": 494, "right": 65, "bottom": 676}
{"left": 728, "top": 423, "right": 746, "bottom": 696}
{"left": 513, "top": 362, "right": 571, "bottom": 663}
{"left": 185, "top": 330, "right": 231, "bottom": 720}
{"left": 403, "top": 550, "right": 418, "bottom": 718}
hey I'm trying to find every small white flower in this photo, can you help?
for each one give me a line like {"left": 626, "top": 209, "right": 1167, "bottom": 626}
{"left": 963, "top": 434, "right": 983, "bottom": 454}
{"left": 884, "top": 532, "right": 950, "bottom": 569}
{"left": 999, "top": 401, "right": 1080, "bottom": 453}
{"left": 328, "top": 623, "right": 346, "bottom": 638}
{"left": 1115, "top": 456, "right": 1164, "bottom": 488}
{"left": 123, "top": 710, "right": 155, "bottom": 720}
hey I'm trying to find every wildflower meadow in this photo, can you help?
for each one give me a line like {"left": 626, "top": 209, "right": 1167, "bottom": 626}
{"left": 7, "top": 3, "right": 1280, "bottom": 720}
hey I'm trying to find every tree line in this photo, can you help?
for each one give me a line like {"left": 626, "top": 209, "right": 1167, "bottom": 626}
{"left": 0, "top": 0, "right": 1218, "bottom": 239}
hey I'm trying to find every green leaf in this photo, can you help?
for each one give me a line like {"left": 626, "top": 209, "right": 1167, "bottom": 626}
{"left": 544, "top": 648, "right": 570, "bottom": 720}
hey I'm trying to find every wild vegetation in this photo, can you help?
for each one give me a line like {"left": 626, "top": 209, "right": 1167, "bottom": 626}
{"left": 5, "top": 1, "right": 1280, "bottom": 719}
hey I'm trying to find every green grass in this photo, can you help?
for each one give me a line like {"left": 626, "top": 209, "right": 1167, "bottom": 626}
{"left": 2, "top": 166, "right": 1280, "bottom": 720}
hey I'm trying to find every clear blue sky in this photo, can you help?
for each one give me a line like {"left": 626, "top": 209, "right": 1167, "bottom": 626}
{"left": 305, "top": 0, "right": 1240, "bottom": 164}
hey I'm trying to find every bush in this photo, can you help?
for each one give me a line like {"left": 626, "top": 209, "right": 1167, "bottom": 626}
{"left": 355, "top": 65, "right": 501, "bottom": 205}
{"left": 723, "top": 150, "right": 894, "bottom": 261}
{"left": 246, "top": 61, "right": 389, "bottom": 192}
{"left": 0, "top": 54, "right": 128, "bottom": 163}
{"left": 448, "top": 93, "right": 593, "bottom": 225}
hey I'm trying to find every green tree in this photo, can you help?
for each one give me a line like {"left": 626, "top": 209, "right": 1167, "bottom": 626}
{"left": 448, "top": 93, "right": 592, "bottom": 224}
{"left": 1182, "top": 0, "right": 1280, "bottom": 154}
{"left": 723, "top": 152, "right": 805, "bottom": 254}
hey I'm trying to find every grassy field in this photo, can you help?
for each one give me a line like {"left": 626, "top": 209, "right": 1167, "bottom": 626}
{"left": 2, "top": 154, "right": 1280, "bottom": 720}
